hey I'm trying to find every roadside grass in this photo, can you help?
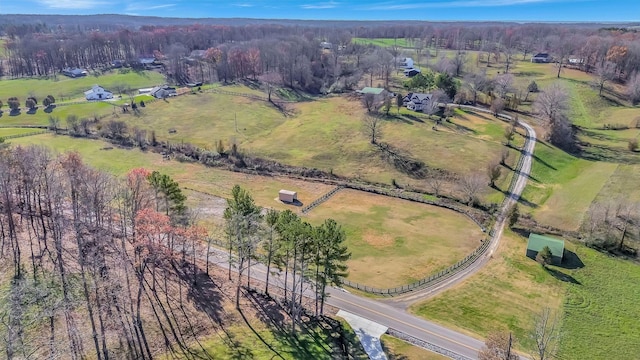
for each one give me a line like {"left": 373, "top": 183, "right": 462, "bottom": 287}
{"left": 305, "top": 189, "right": 484, "bottom": 288}
{"left": 0, "top": 101, "right": 113, "bottom": 126}
{"left": 558, "top": 247, "right": 640, "bottom": 359}
{"left": 381, "top": 335, "right": 449, "bottom": 360}
{"left": 0, "top": 70, "right": 165, "bottom": 101}
{"left": 185, "top": 319, "right": 368, "bottom": 360}
{"left": 410, "top": 229, "right": 567, "bottom": 352}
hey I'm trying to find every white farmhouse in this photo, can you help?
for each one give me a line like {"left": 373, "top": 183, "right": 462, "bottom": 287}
{"left": 84, "top": 85, "right": 114, "bottom": 101}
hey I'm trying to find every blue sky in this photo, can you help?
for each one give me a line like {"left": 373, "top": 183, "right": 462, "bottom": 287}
{"left": 1, "top": 0, "right": 639, "bottom": 22}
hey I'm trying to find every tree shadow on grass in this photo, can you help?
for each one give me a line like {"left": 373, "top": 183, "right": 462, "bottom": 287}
{"left": 245, "top": 289, "right": 367, "bottom": 360}
{"left": 44, "top": 105, "right": 57, "bottom": 113}
{"left": 545, "top": 266, "right": 581, "bottom": 285}
{"left": 560, "top": 249, "right": 585, "bottom": 270}
{"left": 9, "top": 109, "right": 21, "bottom": 116}
{"left": 177, "top": 264, "right": 225, "bottom": 325}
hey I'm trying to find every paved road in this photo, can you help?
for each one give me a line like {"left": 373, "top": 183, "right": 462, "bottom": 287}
{"left": 204, "top": 108, "right": 537, "bottom": 360}
{"left": 386, "top": 106, "right": 537, "bottom": 308}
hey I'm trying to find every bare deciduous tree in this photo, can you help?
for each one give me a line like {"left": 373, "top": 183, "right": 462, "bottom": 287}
{"left": 363, "top": 115, "right": 382, "bottom": 145}
{"left": 460, "top": 172, "right": 486, "bottom": 204}
{"left": 593, "top": 61, "right": 616, "bottom": 96}
{"left": 530, "top": 307, "right": 561, "bottom": 360}
{"left": 487, "top": 160, "right": 502, "bottom": 187}
{"left": 479, "top": 332, "right": 518, "bottom": 360}
{"left": 627, "top": 72, "right": 640, "bottom": 105}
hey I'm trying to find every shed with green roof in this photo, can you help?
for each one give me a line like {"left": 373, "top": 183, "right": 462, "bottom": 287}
{"left": 526, "top": 233, "right": 564, "bottom": 265}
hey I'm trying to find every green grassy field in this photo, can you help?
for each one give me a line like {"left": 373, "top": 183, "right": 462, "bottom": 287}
{"left": 0, "top": 101, "right": 114, "bottom": 126}
{"left": 0, "top": 127, "right": 47, "bottom": 137}
{"left": 381, "top": 335, "right": 448, "bottom": 360}
{"left": 0, "top": 70, "right": 165, "bottom": 101}
{"left": 410, "top": 229, "right": 567, "bottom": 352}
{"left": 558, "top": 248, "right": 640, "bottom": 359}
{"left": 353, "top": 37, "right": 414, "bottom": 48}
{"left": 305, "top": 189, "right": 483, "bottom": 288}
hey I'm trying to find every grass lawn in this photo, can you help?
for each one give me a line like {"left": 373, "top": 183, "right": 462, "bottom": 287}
{"left": 381, "top": 335, "right": 449, "bottom": 360}
{"left": 0, "top": 101, "right": 114, "bottom": 126}
{"left": 558, "top": 248, "right": 640, "bottom": 359}
{"left": 0, "top": 127, "right": 47, "bottom": 137}
{"left": 305, "top": 189, "right": 484, "bottom": 288}
{"left": 410, "top": 229, "right": 567, "bottom": 352}
{"left": 0, "top": 70, "right": 165, "bottom": 101}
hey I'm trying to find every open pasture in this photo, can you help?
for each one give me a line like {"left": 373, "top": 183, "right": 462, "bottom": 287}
{"left": 304, "top": 189, "right": 484, "bottom": 288}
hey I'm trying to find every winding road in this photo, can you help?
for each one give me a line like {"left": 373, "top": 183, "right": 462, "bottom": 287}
{"left": 206, "top": 107, "right": 537, "bottom": 360}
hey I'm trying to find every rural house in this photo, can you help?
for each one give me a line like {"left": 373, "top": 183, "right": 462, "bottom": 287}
{"left": 62, "top": 67, "right": 87, "bottom": 78}
{"left": 531, "top": 53, "right": 552, "bottom": 63}
{"left": 150, "top": 85, "right": 177, "bottom": 99}
{"left": 403, "top": 92, "right": 432, "bottom": 112}
{"left": 84, "top": 85, "right": 114, "bottom": 100}
{"left": 399, "top": 57, "right": 414, "bottom": 68}
{"left": 526, "top": 233, "right": 565, "bottom": 265}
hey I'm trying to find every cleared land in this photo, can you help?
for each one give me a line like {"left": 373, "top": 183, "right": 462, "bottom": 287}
{"left": 410, "top": 229, "right": 567, "bottom": 351}
{"left": 11, "top": 134, "right": 481, "bottom": 287}
{"left": 381, "top": 335, "right": 449, "bottom": 360}
{"left": 0, "top": 127, "right": 47, "bottom": 137}
{"left": 305, "top": 189, "right": 483, "bottom": 288}
{"left": 0, "top": 102, "right": 113, "bottom": 126}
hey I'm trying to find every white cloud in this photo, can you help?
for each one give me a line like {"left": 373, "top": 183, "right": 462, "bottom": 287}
{"left": 363, "top": 0, "right": 580, "bottom": 11}
{"left": 37, "top": 0, "right": 108, "bottom": 9}
{"left": 301, "top": 1, "right": 340, "bottom": 9}
{"left": 125, "top": 3, "right": 176, "bottom": 11}
{"left": 232, "top": 3, "right": 255, "bottom": 7}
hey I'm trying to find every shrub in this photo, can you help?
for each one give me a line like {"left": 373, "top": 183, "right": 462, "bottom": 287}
{"left": 629, "top": 138, "right": 639, "bottom": 152}
{"left": 536, "top": 246, "right": 553, "bottom": 266}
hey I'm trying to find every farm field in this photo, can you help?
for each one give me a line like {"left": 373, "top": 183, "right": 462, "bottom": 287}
{"left": 304, "top": 189, "right": 484, "bottom": 288}
{"left": 0, "top": 70, "right": 165, "bottom": 101}
{"left": 101, "top": 91, "right": 518, "bottom": 204}
{"left": 410, "top": 229, "right": 567, "bottom": 352}
{"left": 10, "top": 134, "right": 484, "bottom": 287}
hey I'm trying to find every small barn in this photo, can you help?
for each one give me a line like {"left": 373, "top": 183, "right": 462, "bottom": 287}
{"left": 84, "top": 85, "right": 114, "bottom": 100}
{"left": 526, "top": 233, "right": 565, "bottom": 265}
{"left": 279, "top": 190, "right": 298, "bottom": 203}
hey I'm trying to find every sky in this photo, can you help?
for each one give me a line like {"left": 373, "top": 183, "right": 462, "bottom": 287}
{"left": 1, "top": 0, "right": 639, "bottom": 22}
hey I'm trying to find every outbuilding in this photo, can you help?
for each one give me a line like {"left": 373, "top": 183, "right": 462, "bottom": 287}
{"left": 84, "top": 85, "right": 114, "bottom": 101}
{"left": 279, "top": 190, "right": 298, "bottom": 203}
{"left": 526, "top": 233, "right": 565, "bottom": 265}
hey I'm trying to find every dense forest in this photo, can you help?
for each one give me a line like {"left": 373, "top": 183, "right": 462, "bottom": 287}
{"left": 2, "top": 16, "right": 640, "bottom": 94}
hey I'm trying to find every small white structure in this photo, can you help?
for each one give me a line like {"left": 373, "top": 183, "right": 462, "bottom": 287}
{"left": 84, "top": 85, "right": 113, "bottom": 101}
{"left": 399, "top": 57, "right": 414, "bottom": 69}
{"left": 279, "top": 190, "right": 298, "bottom": 203}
